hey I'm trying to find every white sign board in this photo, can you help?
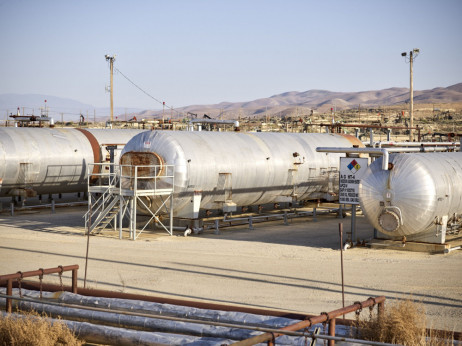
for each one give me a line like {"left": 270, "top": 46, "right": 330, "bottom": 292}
{"left": 339, "top": 157, "right": 369, "bottom": 205}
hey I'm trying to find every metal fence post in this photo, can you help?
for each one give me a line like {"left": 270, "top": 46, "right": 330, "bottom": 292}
{"left": 328, "top": 318, "right": 336, "bottom": 346}
{"left": 6, "top": 279, "right": 12, "bottom": 313}
{"left": 338, "top": 204, "right": 343, "bottom": 219}
{"left": 72, "top": 268, "right": 78, "bottom": 294}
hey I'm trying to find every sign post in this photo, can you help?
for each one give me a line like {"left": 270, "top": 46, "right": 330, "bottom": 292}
{"left": 339, "top": 157, "right": 368, "bottom": 245}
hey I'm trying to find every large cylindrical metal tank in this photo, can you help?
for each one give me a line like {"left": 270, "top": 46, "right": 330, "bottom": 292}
{"left": 120, "top": 131, "right": 363, "bottom": 217}
{"left": 0, "top": 128, "right": 145, "bottom": 197}
{"left": 359, "top": 152, "right": 462, "bottom": 238}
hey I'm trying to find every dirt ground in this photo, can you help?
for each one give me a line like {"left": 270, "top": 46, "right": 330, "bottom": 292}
{"left": 0, "top": 205, "right": 461, "bottom": 332}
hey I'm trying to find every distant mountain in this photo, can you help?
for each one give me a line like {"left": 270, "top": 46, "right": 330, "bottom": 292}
{"left": 137, "top": 83, "right": 462, "bottom": 119}
{"left": 1, "top": 83, "right": 461, "bottom": 121}
{"left": 173, "top": 83, "right": 462, "bottom": 114}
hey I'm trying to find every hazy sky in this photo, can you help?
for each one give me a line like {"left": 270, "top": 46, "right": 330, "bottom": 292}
{"left": 1, "top": 0, "right": 461, "bottom": 111}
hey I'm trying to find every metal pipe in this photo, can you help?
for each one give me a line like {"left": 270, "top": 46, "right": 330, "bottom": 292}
{"left": 444, "top": 246, "right": 461, "bottom": 254}
{"left": 351, "top": 205, "right": 357, "bottom": 243}
{"left": 190, "top": 119, "right": 237, "bottom": 125}
{"left": 0, "top": 265, "right": 79, "bottom": 282}
{"left": 233, "top": 296, "right": 386, "bottom": 346}
{"left": 339, "top": 223, "right": 345, "bottom": 317}
{"left": 10, "top": 281, "right": 316, "bottom": 321}
{"left": 8, "top": 201, "right": 87, "bottom": 211}
{"left": 223, "top": 210, "right": 318, "bottom": 223}
{"left": 373, "top": 141, "right": 459, "bottom": 148}
{"left": 317, "top": 146, "right": 457, "bottom": 171}
{"left": 0, "top": 293, "right": 392, "bottom": 346}
{"left": 320, "top": 123, "right": 420, "bottom": 130}
{"left": 0, "top": 265, "right": 79, "bottom": 312}
{"left": 328, "top": 318, "right": 336, "bottom": 346}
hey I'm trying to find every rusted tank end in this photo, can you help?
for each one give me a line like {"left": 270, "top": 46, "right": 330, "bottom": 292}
{"left": 75, "top": 128, "right": 101, "bottom": 176}
{"left": 120, "top": 151, "right": 165, "bottom": 177}
{"left": 338, "top": 134, "right": 365, "bottom": 148}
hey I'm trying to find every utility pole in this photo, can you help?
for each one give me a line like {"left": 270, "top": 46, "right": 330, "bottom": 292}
{"left": 105, "top": 55, "right": 116, "bottom": 122}
{"left": 162, "top": 102, "right": 165, "bottom": 129}
{"left": 402, "top": 49, "right": 419, "bottom": 141}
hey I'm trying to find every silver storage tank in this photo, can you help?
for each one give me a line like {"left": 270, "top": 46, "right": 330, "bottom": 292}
{"left": 0, "top": 128, "right": 145, "bottom": 197}
{"left": 120, "top": 131, "right": 363, "bottom": 217}
{"left": 359, "top": 152, "right": 462, "bottom": 241}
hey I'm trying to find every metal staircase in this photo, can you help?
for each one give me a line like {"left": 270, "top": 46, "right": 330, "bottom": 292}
{"left": 84, "top": 170, "right": 120, "bottom": 235}
{"left": 85, "top": 163, "right": 175, "bottom": 239}
{"left": 88, "top": 196, "right": 120, "bottom": 234}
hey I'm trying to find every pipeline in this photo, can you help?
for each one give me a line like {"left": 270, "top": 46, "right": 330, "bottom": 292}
{"left": 1, "top": 311, "right": 235, "bottom": 346}
{"left": 444, "top": 246, "right": 462, "bottom": 254}
{"left": 371, "top": 141, "right": 459, "bottom": 148}
{"left": 0, "top": 292, "right": 391, "bottom": 346}
{"left": 0, "top": 291, "right": 311, "bottom": 345}
{"left": 234, "top": 296, "right": 386, "bottom": 346}
{"left": 316, "top": 146, "right": 459, "bottom": 170}
{"left": 4, "top": 280, "right": 320, "bottom": 322}
{"left": 9, "top": 288, "right": 303, "bottom": 329}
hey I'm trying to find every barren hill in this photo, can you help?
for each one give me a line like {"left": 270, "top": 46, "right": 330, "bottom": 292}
{"left": 138, "top": 83, "right": 462, "bottom": 119}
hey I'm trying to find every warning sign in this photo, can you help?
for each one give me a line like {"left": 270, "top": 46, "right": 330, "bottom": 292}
{"left": 339, "top": 157, "right": 368, "bottom": 205}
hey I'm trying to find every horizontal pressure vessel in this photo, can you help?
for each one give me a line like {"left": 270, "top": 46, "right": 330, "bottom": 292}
{"left": 120, "top": 131, "right": 363, "bottom": 217}
{"left": 359, "top": 152, "right": 462, "bottom": 237}
{"left": 0, "top": 128, "right": 145, "bottom": 197}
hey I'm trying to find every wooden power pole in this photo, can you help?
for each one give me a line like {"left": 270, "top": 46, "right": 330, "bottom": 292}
{"left": 105, "top": 55, "right": 116, "bottom": 122}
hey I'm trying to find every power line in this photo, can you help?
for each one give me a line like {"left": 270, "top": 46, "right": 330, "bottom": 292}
{"left": 114, "top": 67, "right": 182, "bottom": 116}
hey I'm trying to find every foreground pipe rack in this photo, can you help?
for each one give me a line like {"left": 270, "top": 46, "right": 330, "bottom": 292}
{"left": 234, "top": 296, "right": 385, "bottom": 346}
{"left": 1, "top": 290, "right": 387, "bottom": 346}
{"left": 0, "top": 264, "right": 78, "bottom": 313}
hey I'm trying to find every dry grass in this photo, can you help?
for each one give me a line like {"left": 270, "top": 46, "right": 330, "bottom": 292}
{"left": 356, "top": 299, "right": 454, "bottom": 345}
{"left": 0, "top": 310, "right": 82, "bottom": 346}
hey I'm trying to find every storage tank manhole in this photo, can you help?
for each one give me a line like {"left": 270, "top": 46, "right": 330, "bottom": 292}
{"left": 378, "top": 211, "right": 400, "bottom": 232}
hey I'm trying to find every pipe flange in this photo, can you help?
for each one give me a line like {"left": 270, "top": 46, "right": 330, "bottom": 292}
{"left": 378, "top": 210, "right": 400, "bottom": 232}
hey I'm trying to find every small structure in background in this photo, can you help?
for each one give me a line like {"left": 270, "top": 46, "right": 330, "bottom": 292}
{"left": 8, "top": 101, "right": 53, "bottom": 127}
